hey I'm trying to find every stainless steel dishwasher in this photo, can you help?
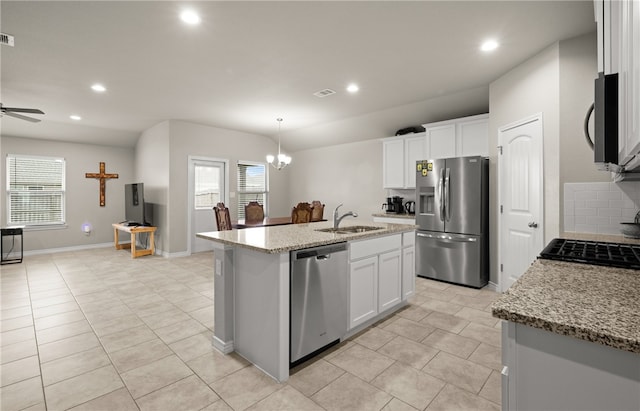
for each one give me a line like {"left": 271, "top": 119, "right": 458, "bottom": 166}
{"left": 290, "top": 242, "right": 348, "bottom": 366}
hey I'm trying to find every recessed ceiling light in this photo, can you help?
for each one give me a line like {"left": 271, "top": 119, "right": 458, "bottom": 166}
{"left": 91, "top": 83, "right": 106, "bottom": 93}
{"left": 180, "top": 10, "right": 201, "bottom": 25}
{"left": 481, "top": 40, "right": 499, "bottom": 52}
{"left": 70, "top": 114, "right": 82, "bottom": 121}
{"left": 346, "top": 83, "right": 359, "bottom": 93}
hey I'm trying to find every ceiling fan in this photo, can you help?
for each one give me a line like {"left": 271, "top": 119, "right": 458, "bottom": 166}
{"left": 1, "top": 103, "right": 45, "bottom": 122}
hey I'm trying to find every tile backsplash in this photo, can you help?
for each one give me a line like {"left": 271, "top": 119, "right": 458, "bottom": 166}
{"left": 564, "top": 182, "right": 640, "bottom": 235}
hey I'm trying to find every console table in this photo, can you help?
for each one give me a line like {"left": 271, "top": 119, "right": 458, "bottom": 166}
{"left": 112, "top": 223, "right": 156, "bottom": 258}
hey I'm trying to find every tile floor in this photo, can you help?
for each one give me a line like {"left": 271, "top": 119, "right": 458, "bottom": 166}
{"left": 1, "top": 248, "right": 502, "bottom": 411}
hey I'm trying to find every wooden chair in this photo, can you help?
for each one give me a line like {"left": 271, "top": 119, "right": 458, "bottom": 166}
{"left": 244, "top": 201, "right": 265, "bottom": 225}
{"left": 310, "top": 201, "right": 325, "bottom": 222}
{"left": 213, "top": 202, "right": 232, "bottom": 231}
{"left": 291, "top": 202, "right": 312, "bottom": 224}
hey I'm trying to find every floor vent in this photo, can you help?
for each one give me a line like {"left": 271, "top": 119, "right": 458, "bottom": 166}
{"left": 1, "top": 33, "right": 15, "bottom": 47}
{"left": 313, "top": 88, "right": 336, "bottom": 98}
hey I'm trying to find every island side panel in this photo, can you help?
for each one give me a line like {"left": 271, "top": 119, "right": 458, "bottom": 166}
{"left": 234, "top": 247, "right": 290, "bottom": 382}
{"left": 213, "top": 242, "right": 235, "bottom": 353}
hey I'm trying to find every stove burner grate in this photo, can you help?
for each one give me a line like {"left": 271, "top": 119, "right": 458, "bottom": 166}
{"left": 539, "top": 238, "right": 640, "bottom": 269}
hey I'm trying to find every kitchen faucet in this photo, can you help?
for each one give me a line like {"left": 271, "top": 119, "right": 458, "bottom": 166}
{"left": 333, "top": 204, "right": 358, "bottom": 229}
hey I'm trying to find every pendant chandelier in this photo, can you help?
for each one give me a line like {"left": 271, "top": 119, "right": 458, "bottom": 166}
{"left": 266, "top": 118, "right": 291, "bottom": 170}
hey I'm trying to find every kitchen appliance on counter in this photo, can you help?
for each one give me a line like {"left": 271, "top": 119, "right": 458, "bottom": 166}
{"left": 290, "top": 242, "right": 348, "bottom": 367}
{"left": 382, "top": 196, "right": 405, "bottom": 214}
{"left": 404, "top": 201, "right": 415, "bottom": 215}
{"left": 539, "top": 238, "right": 640, "bottom": 269}
{"left": 415, "top": 156, "right": 489, "bottom": 288}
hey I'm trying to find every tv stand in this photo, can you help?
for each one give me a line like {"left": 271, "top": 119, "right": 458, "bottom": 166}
{"left": 112, "top": 223, "right": 157, "bottom": 258}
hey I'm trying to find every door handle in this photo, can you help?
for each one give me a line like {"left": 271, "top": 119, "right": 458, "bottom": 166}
{"left": 439, "top": 172, "right": 445, "bottom": 222}
{"left": 528, "top": 222, "right": 538, "bottom": 228}
{"left": 444, "top": 168, "right": 451, "bottom": 222}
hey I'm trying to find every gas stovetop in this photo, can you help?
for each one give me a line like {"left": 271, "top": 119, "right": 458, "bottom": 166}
{"left": 539, "top": 238, "right": 640, "bottom": 270}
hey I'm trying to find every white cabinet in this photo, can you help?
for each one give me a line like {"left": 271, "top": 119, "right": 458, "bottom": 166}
{"left": 348, "top": 234, "right": 403, "bottom": 330}
{"left": 423, "top": 114, "right": 489, "bottom": 160}
{"left": 382, "top": 133, "right": 426, "bottom": 189}
{"left": 401, "top": 231, "right": 415, "bottom": 300}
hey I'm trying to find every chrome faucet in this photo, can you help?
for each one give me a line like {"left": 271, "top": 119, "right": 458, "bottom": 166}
{"left": 333, "top": 203, "right": 358, "bottom": 229}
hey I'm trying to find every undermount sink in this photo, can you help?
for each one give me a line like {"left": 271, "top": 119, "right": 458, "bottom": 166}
{"left": 316, "top": 225, "right": 384, "bottom": 235}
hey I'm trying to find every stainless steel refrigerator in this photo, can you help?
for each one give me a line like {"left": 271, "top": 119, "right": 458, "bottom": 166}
{"left": 415, "top": 156, "right": 489, "bottom": 288}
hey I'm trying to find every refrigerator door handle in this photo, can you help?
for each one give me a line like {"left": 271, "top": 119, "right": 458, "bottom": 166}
{"left": 438, "top": 171, "right": 445, "bottom": 222}
{"left": 444, "top": 168, "right": 451, "bottom": 222}
{"left": 417, "top": 232, "right": 478, "bottom": 242}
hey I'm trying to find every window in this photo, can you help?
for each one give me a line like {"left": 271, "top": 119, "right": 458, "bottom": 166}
{"left": 194, "top": 163, "right": 222, "bottom": 209}
{"left": 237, "top": 161, "right": 267, "bottom": 219}
{"left": 6, "top": 155, "right": 66, "bottom": 226}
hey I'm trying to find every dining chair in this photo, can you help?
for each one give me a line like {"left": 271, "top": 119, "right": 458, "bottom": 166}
{"left": 291, "top": 202, "right": 312, "bottom": 224}
{"left": 310, "top": 200, "right": 325, "bottom": 222}
{"left": 213, "top": 202, "right": 232, "bottom": 231}
{"left": 244, "top": 201, "right": 265, "bottom": 225}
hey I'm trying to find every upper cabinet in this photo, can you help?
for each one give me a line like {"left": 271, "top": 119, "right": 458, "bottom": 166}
{"left": 382, "top": 133, "right": 426, "bottom": 189}
{"left": 423, "top": 114, "right": 489, "bottom": 159}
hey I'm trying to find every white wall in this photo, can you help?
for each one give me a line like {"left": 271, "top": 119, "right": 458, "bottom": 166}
{"left": 0, "top": 136, "right": 134, "bottom": 251}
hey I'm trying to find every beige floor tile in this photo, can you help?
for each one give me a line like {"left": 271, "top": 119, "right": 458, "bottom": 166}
{"left": 172, "top": 295, "right": 213, "bottom": 312}
{"left": 468, "top": 343, "right": 502, "bottom": 371}
{"left": 99, "top": 324, "right": 157, "bottom": 353}
{"left": 454, "top": 306, "right": 500, "bottom": 327}
{"left": 121, "top": 354, "right": 193, "bottom": 399}
{"left": 169, "top": 331, "right": 215, "bottom": 362}
{"left": 189, "top": 305, "right": 215, "bottom": 329}
{"left": 32, "top": 301, "right": 80, "bottom": 319}
{"left": 90, "top": 313, "right": 145, "bottom": 337}
{"left": 0, "top": 305, "right": 32, "bottom": 321}
{"left": 449, "top": 285, "right": 482, "bottom": 297}
{"left": 210, "top": 366, "right": 283, "bottom": 411}
{"left": 421, "top": 329, "right": 480, "bottom": 359}
{"left": 140, "top": 308, "right": 193, "bottom": 330}
{"left": 395, "top": 305, "right": 432, "bottom": 322}
{"left": 69, "top": 387, "right": 138, "bottom": 411}
{"left": 312, "top": 372, "right": 392, "bottom": 411}
{"left": 247, "top": 385, "right": 323, "bottom": 411}
{"left": 35, "top": 319, "right": 93, "bottom": 345}
{"left": 38, "top": 331, "right": 101, "bottom": 363}
{"left": 110, "top": 338, "right": 173, "bottom": 373}
{"left": 327, "top": 343, "right": 395, "bottom": 382}
{"left": 422, "top": 351, "right": 492, "bottom": 394}
{"left": 0, "top": 314, "right": 33, "bottom": 332}
{"left": 1, "top": 326, "right": 35, "bottom": 346}
{"left": 383, "top": 317, "right": 435, "bottom": 342}
{"left": 378, "top": 335, "right": 439, "bottom": 369}
{"left": 186, "top": 350, "right": 250, "bottom": 384}
{"left": 136, "top": 374, "right": 219, "bottom": 411}
{"left": 459, "top": 323, "right": 501, "bottom": 348}
{"left": 418, "top": 279, "right": 451, "bottom": 291}
{"left": 288, "top": 359, "right": 345, "bottom": 397}
{"left": 420, "top": 299, "right": 464, "bottom": 315}
{"left": 83, "top": 304, "right": 134, "bottom": 324}
{"left": 478, "top": 370, "right": 502, "bottom": 405}
{"left": 0, "top": 376, "right": 44, "bottom": 411}
{"left": 0, "top": 355, "right": 40, "bottom": 387}
{"left": 44, "top": 365, "right": 124, "bottom": 410}
{"left": 41, "top": 346, "right": 111, "bottom": 386}
{"left": 372, "top": 362, "right": 446, "bottom": 410}
{"left": 449, "top": 294, "right": 495, "bottom": 311}
{"left": 418, "top": 288, "right": 459, "bottom": 303}
{"left": 30, "top": 292, "right": 75, "bottom": 308}
{"left": 78, "top": 297, "right": 126, "bottom": 315}
{"left": 381, "top": 398, "right": 420, "bottom": 411}
{"left": 155, "top": 318, "right": 208, "bottom": 344}
{"left": 426, "top": 383, "right": 500, "bottom": 411}
{"left": 420, "top": 311, "right": 470, "bottom": 334}
{"left": 352, "top": 326, "right": 397, "bottom": 350}
{"left": 34, "top": 309, "right": 86, "bottom": 331}
{"left": 0, "top": 338, "right": 38, "bottom": 364}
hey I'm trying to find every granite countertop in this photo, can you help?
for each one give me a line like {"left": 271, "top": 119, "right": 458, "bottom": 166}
{"left": 492, "top": 258, "right": 640, "bottom": 354}
{"left": 371, "top": 213, "right": 416, "bottom": 219}
{"left": 197, "top": 220, "right": 416, "bottom": 254}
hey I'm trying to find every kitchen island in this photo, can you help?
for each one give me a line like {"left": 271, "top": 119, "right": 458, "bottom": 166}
{"left": 492, "top": 257, "right": 640, "bottom": 410}
{"left": 197, "top": 220, "right": 416, "bottom": 382}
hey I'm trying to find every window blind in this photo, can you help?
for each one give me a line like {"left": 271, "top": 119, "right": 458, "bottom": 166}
{"left": 6, "top": 155, "right": 66, "bottom": 225}
{"left": 237, "top": 162, "right": 267, "bottom": 219}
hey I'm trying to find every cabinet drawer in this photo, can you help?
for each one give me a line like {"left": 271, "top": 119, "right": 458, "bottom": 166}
{"left": 350, "top": 234, "right": 401, "bottom": 261}
{"left": 402, "top": 231, "right": 415, "bottom": 247}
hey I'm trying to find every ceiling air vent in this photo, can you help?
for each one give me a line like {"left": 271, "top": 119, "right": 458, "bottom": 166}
{"left": 313, "top": 88, "right": 336, "bottom": 98}
{"left": 1, "top": 33, "right": 15, "bottom": 47}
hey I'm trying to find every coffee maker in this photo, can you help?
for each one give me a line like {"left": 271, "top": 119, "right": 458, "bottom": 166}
{"left": 382, "top": 196, "right": 404, "bottom": 214}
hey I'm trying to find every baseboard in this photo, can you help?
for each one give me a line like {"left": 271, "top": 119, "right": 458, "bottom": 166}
{"left": 163, "top": 250, "right": 190, "bottom": 258}
{"left": 212, "top": 335, "right": 234, "bottom": 354}
{"left": 486, "top": 281, "right": 499, "bottom": 292}
{"left": 20, "top": 242, "right": 114, "bottom": 257}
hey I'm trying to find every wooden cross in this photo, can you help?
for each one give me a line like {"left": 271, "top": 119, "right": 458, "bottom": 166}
{"left": 85, "top": 162, "right": 118, "bottom": 207}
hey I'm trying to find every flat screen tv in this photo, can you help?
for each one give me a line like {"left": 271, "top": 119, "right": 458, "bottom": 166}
{"left": 124, "top": 183, "right": 151, "bottom": 226}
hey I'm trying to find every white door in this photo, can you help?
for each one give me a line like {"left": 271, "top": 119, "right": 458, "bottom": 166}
{"left": 349, "top": 256, "right": 378, "bottom": 330}
{"left": 189, "top": 157, "right": 228, "bottom": 254}
{"left": 499, "top": 115, "right": 544, "bottom": 291}
{"left": 378, "top": 250, "right": 402, "bottom": 312}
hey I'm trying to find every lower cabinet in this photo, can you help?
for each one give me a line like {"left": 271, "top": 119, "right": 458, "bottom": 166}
{"left": 402, "top": 243, "right": 415, "bottom": 299}
{"left": 348, "top": 234, "right": 406, "bottom": 330}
